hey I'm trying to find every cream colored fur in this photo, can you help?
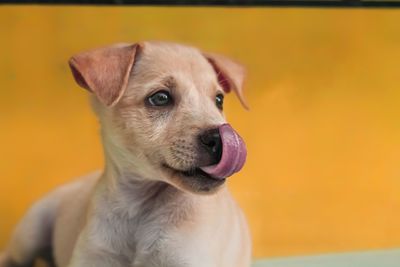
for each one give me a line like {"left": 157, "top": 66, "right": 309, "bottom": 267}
{"left": 0, "top": 41, "right": 251, "bottom": 267}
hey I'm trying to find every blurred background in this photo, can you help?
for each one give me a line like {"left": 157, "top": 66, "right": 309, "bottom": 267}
{"left": 1, "top": 6, "right": 400, "bottom": 260}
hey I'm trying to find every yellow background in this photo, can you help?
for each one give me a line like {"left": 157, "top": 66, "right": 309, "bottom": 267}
{"left": 1, "top": 6, "right": 400, "bottom": 260}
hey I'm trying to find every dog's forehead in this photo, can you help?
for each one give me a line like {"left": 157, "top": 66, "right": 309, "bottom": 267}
{"left": 142, "top": 42, "right": 207, "bottom": 66}
{"left": 136, "top": 42, "right": 217, "bottom": 85}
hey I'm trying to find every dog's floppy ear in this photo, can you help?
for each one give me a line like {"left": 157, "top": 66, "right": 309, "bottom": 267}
{"left": 204, "top": 52, "right": 248, "bottom": 109}
{"left": 69, "top": 43, "right": 142, "bottom": 107}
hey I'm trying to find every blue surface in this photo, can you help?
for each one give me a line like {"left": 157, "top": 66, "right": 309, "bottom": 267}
{"left": 253, "top": 249, "right": 400, "bottom": 267}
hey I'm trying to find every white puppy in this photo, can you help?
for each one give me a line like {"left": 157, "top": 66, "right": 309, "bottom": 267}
{"left": 0, "top": 41, "right": 251, "bottom": 267}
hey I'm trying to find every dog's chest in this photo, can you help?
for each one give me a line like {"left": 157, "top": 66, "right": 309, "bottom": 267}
{"left": 94, "top": 188, "right": 213, "bottom": 266}
{"left": 127, "top": 207, "right": 227, "bottom": 267}
{"left": 130, "top": 223, "right": 219, "bottom": 267}
{"left": 98, "top": 207, "right": 220, "bottom": 267}
{"left": 90, "top": 183, "right": 241, "bottom": 267}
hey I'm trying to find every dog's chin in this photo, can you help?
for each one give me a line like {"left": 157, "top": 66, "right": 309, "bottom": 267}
{"left": 162, "top": 164, "right": 226, "bottom": 194}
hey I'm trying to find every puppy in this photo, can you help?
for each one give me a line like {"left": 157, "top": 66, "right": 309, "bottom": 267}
{"left": 0, "top": 41, "right": 251, "bottom": 267}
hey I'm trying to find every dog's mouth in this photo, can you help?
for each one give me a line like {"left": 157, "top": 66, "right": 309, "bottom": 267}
{"left": 162, "top": 164, "right": 226, "bottom": 193}
{"left": 163, "top": 164, "right": 225, "bottom": 181}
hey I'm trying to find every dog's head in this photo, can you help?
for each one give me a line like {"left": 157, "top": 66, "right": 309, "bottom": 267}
{"left": 69, "top": 42, "right": 247, "bottom": 194}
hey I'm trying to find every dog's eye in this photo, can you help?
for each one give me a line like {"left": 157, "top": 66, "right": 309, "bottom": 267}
{"left": 147, "top": 90, "right": 173, "bottom": 107}
{"left": 216, "top": 94, "right": 224, "bottom": 110}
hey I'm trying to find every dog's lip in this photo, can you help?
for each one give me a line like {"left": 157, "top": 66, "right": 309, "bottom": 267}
{"left": 162, "top": 164, "right": 225, "bottom": 182}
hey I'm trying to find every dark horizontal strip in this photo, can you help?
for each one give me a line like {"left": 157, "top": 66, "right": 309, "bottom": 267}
{"left": 1, "top": 0, "right": 400, "bottom": 8}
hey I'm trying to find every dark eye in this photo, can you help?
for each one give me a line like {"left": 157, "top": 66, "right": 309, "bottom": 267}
{"left": 147, "top": 90, "right": 173, "bottom": 107}
{"left": 216, "top": 93, "right": 224, "bottom": 110}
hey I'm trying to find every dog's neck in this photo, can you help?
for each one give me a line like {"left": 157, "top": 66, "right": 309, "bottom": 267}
{"left": 92, "top": 137, "right": 192, "bottom": 220}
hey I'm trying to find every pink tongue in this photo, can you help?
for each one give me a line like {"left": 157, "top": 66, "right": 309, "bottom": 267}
{"left": 200, "top": 124, "right": 247, "bottom": 179}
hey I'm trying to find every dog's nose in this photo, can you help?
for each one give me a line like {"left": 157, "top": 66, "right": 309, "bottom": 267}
{"left": 199, "top": 128, "right": 223, "bottom": 165}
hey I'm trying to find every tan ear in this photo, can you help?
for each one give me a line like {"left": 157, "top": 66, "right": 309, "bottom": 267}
{"left": 204, "top": 52, "right": 248, "bottom": 109}
{"left": 69, "top": 43, "right": 142, "bottom": 107}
